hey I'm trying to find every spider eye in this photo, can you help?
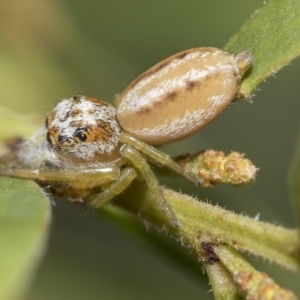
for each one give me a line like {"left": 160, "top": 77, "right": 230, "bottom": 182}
{"left": 73, "top": 94, "right": 82, "bottom": 101}
{"left": 74, "top": 127, "right": 88, "bottom": 142}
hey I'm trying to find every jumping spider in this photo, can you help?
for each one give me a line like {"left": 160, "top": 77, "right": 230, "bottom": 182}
{"left": 0, "top": 47, "right": 252, "bottom": 226}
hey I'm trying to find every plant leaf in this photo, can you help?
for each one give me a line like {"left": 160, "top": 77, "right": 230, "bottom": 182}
{"left": 0, "top": 177, "right": 51, "bottom": 300}
{"left": 225, "top": 0, "right": 300, "bottom": 96}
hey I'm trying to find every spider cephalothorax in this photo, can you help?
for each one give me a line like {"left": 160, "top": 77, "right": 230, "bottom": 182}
{"left": 46, "top": 96, "right": 122, "bottom": 163}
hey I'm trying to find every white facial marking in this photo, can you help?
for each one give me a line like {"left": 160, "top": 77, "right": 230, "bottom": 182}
{"left": 118, "top": 50, "right": 236, "bottom": 114}
{"left": 48, "top": 96, "right": 122, "bottom": 161}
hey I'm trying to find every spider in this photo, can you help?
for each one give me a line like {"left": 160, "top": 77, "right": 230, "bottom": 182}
{"left": 0, "top": 47, "right": 252, "bottom": 227}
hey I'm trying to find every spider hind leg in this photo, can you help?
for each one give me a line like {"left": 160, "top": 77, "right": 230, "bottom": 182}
{"left": 120, "top": 144, "right": 180, "bottom": 227}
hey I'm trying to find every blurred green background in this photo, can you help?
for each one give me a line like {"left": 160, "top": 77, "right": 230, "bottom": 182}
{"left": 0, "top": 0, "right": 300, "bottom": 299}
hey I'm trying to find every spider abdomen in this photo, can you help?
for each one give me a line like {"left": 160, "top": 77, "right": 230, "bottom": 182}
{"left": 116, "top": 47, "right": 252, "bottom": 145}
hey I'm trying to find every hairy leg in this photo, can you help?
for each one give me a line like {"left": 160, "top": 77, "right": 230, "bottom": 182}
{"left": 88, "top": 167, "right": 137, "bottom": 208}
{"left": 120, "top": 144, "right": 179, "bottom": 227}
{"left": 119, "top": 132, "right": 199, "bottom": 184}
{"left": 0, "top": 165, "right": 120, "bottom": 186}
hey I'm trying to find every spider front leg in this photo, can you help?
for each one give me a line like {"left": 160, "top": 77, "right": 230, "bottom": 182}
{"left": 0, "top": 165, "right": 121, "bottom": 188}
{"left": 119, "top": 132, "right": 199, "bottom": 184}
{"left": 120, "top": 144, "right": 180, "bottom": 227}
{"left": 88, "top": 167, "right": 137, "bottom": 208}
{"left": 0, "top": 163, "right": 137, "bottom": 209}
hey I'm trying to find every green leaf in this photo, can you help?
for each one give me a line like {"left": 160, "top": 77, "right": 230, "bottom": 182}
{"left": 0, "top": 177, "right": 51, "bottom": 300}
{"left": 225, "top": 0, "right": 300, "bottom": 96}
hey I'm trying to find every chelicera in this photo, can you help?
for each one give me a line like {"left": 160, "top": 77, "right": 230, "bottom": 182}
{"left": 0, "top": 47, "right": 252, "bottom": 226}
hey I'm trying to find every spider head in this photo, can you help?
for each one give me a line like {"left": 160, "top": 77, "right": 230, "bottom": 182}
{"left": 45, "top": 95, "right": 122, "bottom": 162}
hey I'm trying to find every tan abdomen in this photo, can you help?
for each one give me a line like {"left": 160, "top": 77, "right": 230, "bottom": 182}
{"left": 116, "top": 47, "right": 251, "bottom": 145}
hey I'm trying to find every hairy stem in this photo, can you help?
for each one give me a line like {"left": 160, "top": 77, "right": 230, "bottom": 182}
{"left": 114, "top": 182, "right": 300, "bottom": 272}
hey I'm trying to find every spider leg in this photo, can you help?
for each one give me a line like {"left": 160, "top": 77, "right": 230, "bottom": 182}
{"left": 120, "top": 144, "right": 179, "bottom": 227}
{"left": 119, "top": 132, "right": 199, "bottom": 184}
{"left": 0, "top": 166, "right": 120, "bottom": 186}
{"left": 88, "top": 167, "right": 137, "bottom": 208}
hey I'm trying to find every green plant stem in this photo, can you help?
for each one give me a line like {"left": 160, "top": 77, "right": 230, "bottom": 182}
{"left": 214, "top": 245, "right": 298, "bottom": 299}
{"left": 204, "top": 261, "right": 241, "bottom": 300}
{"left": 114, "top": 182, "right": 300, "bottom": 272}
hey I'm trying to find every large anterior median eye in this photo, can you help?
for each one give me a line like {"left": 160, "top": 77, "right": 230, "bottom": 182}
{"left": 74, "top": 127, "right": 88, "bottom": 142}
